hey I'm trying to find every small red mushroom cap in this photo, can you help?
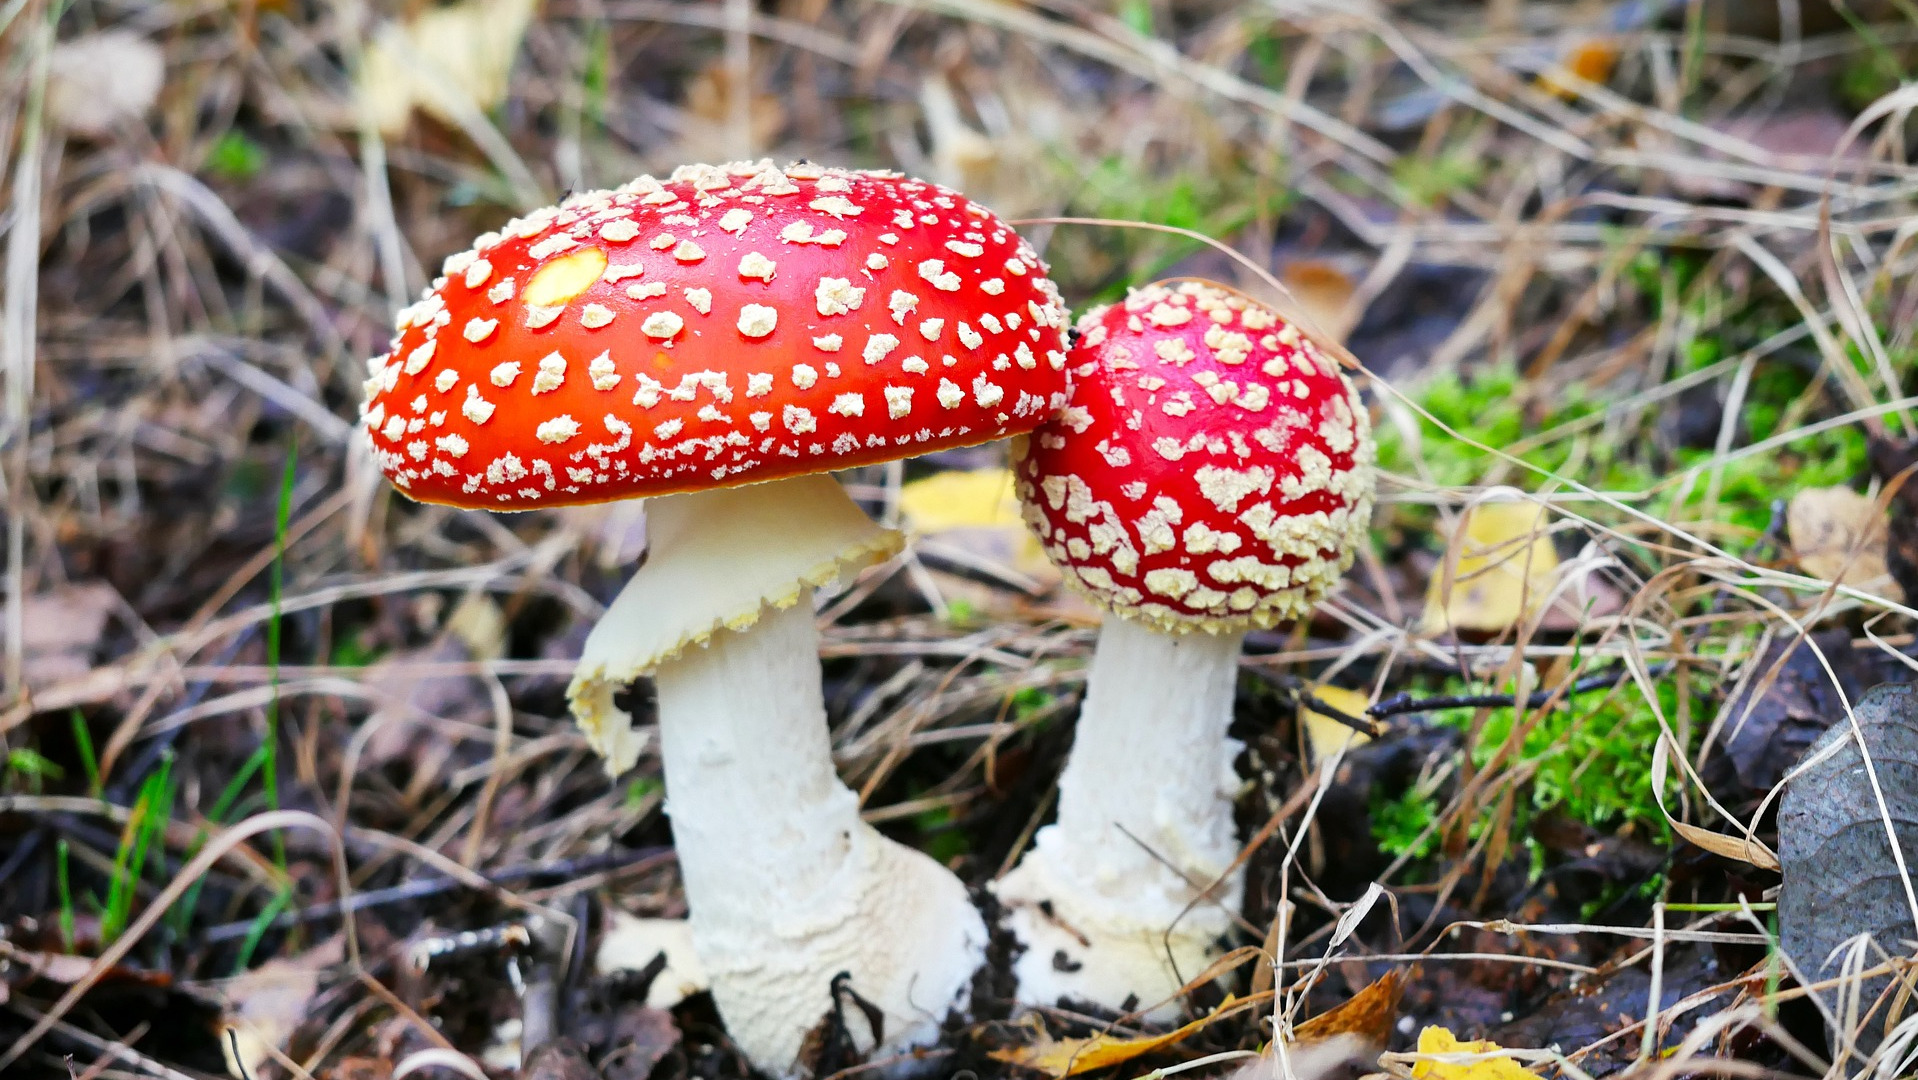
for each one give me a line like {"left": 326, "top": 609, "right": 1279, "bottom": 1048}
{"left": 1015, "top": 281, "right": 1375, "bottom": 633}
{"left": 359, "top": 161, "right": 1072, "bottom": 508}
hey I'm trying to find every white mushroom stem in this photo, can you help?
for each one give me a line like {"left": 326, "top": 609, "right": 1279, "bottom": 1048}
{"left": 659, "top": 600, "right": 986, "bottom": 1072}
{"left": 568, "top": 475, "right": 986, "bottom": 1076}
{"left": 994, "top": 617, "right": 1246, "bottom": 1017}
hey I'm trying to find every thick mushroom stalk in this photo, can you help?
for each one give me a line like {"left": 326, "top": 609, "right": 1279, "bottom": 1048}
{"left": 574, "top": 475, "right": 986, "bottom": 1071}
{"left": 998, "top": 281, "right": 1375, "bottom": 1017}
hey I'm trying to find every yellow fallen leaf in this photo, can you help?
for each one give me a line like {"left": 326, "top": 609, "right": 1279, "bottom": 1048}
{"left": 1787, "top": 486, "right": 1904, "bottom": 602}
{"left": 1421, "top": 499, "right": 1559, "bottom": 635}
{"left": 900, "top": 468, "right": 1055, "bottom": 582}
{"left": 1537, "top": 39, "right": 1618, "bottom": 99}
{"left": 900, "top": 468, "right": 1023, "bottom": 532}
{"left": 989, "top": 998, "right": 1234, "bottom": 1076}
{"left": 1411, "top": 1026, "right": 1540, "bottom": 1080}
{"left": 1300, "top": 685, "right": 1374, "bottom": 765}
{"left": 446, "top": 593, "right": 507, "bottom": 662}
{"left": 358, "top": 0, "right": 541, "bottom": 137}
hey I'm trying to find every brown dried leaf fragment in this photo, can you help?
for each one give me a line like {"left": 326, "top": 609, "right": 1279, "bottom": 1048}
{"left": 1787, "top": 486, "right": 1903, "bottom": 602}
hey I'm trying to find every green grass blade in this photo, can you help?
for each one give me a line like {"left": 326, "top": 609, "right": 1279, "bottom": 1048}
{"left": 69, "top": 709, "right": 100, "bottom": 797}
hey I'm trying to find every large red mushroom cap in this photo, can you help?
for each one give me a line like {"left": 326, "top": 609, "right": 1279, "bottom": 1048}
{"left": 359, "top": 161, "right": 1071, "bottom": 508}
{"left": 1015, "top": 280, "right": 1375, "bottom": 633}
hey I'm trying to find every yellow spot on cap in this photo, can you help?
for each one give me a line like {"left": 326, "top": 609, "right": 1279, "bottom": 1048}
{"left": 523, "top": 246, "right": 609, "bottom": 308}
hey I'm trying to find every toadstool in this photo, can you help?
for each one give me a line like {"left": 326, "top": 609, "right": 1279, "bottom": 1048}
{"left": 358, "top": 160, "right": 1073, "bottom": 1074}
{"left": 995, "top": 280, "right": 1374, "bottom": 1016}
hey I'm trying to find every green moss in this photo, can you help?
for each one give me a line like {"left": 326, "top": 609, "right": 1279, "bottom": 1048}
{"left": 1371, "top": 676, "right": 1705, "bottom": 862}
{"left": 5, "top": 747, "right": 64, "bottom": 794}
{"left": 1392, "top": 150, "right": 1484, "bottom": 208}
{"left": 1372, "top": 781, "right": 1441, "bottom": 860}
{"left": 1376, "top": 359, "right": 1868, "bottom": 537}
{"left": 913, "top": 798, "right": 971, "bottom": 864}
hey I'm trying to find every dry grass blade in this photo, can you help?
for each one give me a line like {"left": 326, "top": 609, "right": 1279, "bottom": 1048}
{"left": 2, "top": 10, "right": 49, "bottom": 697}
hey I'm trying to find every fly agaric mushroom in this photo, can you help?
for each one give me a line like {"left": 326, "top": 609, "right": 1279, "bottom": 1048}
{"left": 995, "top": 280, "right": 1374, "bottom": 1016}
{"left": 359, "top": 160, "right": 1072, "bottom": 1074}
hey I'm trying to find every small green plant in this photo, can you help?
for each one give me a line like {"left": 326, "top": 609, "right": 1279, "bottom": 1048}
{"left": 1376, "top": 360, "right": 1868, "bottom": 536}
{"left": 261, "top": 441, "right": 298, "bottom": 870}
{"left": 55, "top": 838, "right": 76, "bottom": 952}
{"left": 1117, "top": 0, "right": 1153, "bottom": 36}
{"left": 1051, "top": 152, "right": 1290, "bottom": 301}
{"left": 5, "top": 747, "right": 64, "bottom": 794}
{"left": 1371, "top": 783, "right": 1441, "bottom": 860}
{"left": 579, "top": 22, "right": 612, "bottom": 127}
{"left": 943, "top": 596, "right": 979, "bottom": 626}
{"left": 1010, "top": 684, "right": 1056, "bottom": 728}
{"left": 1392, "top": 150, "right": 1484, "bottom": 208}
{"left": 327, "top": 629, "right": 382, "bottom": 668}
{"left": 157, "top": 445, "right": 303, "bottom": 951}
{"left": 205, "top": 131, "right": 269, "bottom": 181}
{"left": 625, "top": 775, "right": 662, "bottom": 809}
{"left": 70, "top": 711, "right": 101, "bottom": 797}
{"left": 100, "top": 749, "right": 176, "bottom": 945}
{"left": 232, "top": 886, "right": 295, "bottom": 973}
{"left": 1832, "top": 9, "right": 1909, "bottom": 114}
{"left": 912, "top": 797, "right": 970, "bottom": 865}
{"left": 169, "top": 740, "right": 276, "bottom": 941}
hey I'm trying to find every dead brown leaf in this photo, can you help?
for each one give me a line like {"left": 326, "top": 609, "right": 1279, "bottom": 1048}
{"left": 325, "top": 1058, "right": 394, "bottom": 1080}
{"left": 357, "top": 0, "right": 542, "bottom": 136}
{"left": 47, "top": 31, "right": 165, "bottom": 138}
{"left": 676, "top": 61, "right": 786, "bottom": 164}
{"left": 218, "top": 935, "right": 344, "bottom": 1079}
{"left": 14, "top": 582, "right": 119, "bottom": 687}
{"left": 1868, "top": 436, "right": 1918, "bottom": 601}
{"left": 1787, "top": 486, "right": 1903, "bottom": 602}
{"left": 1279, "top": 261, "right": 1360, "bottom": 344}
{"left": 1293, "top": 969, "right": 1402, "bottom": 1048}
{"left": 1536, "top": 39, "right": 1617, "bottom": 99}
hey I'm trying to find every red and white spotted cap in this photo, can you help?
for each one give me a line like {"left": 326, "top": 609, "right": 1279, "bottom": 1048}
{"left": 1015, "top": 281, "right": 1375, "bottom": 633}
{"left": 359, "top": 161, "right": 1072, "bottom": 508}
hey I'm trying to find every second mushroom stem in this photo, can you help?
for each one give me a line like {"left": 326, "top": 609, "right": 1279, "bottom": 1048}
{"left": 995, "top": 618, "right": 1246, "bottom": 1016}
